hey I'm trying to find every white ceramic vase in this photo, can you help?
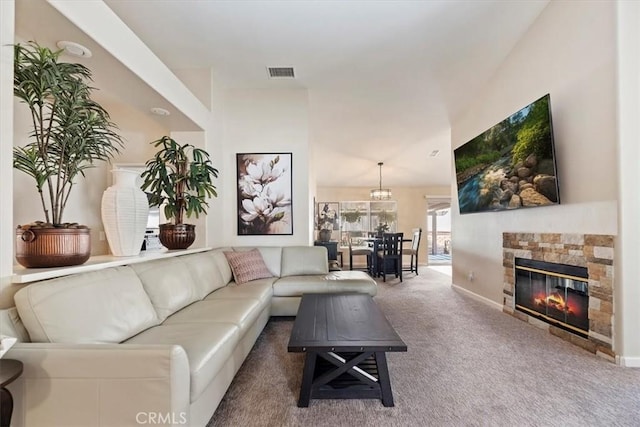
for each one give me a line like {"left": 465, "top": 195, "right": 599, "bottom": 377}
{"left": 101, "top": 169, "right": 149, "bottom": 256}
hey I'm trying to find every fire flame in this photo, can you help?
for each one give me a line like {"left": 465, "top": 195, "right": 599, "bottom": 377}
{"left": 534, "top": 292, "right": 574, "bottom": 314}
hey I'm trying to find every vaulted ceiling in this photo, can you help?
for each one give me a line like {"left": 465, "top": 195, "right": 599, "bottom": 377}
{"left": 16, "top": 0, "right": 550, "bottom": 188}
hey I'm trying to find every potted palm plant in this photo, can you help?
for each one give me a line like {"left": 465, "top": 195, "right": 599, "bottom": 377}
{"left": 141, "top": 136, "right": 219, "bottom": 249}
{"left": 13, "top": 42, "right": 123, "bottom": 268}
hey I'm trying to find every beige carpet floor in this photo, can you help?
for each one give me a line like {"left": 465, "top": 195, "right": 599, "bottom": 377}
{"left": 207, "top": 268, "right": 640, "bottom": 426}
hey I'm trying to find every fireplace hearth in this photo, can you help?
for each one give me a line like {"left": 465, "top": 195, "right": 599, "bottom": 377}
{"left": 515, "top": 258, "right": 589, "bottom": 338}
{"left": 503, "top": 232, "right": 615, "bottom": 361}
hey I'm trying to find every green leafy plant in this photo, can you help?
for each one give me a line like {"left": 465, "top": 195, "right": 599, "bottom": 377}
{"left": 454, "top": 150, "right": 501, "bottom": 174}
{"left": 377, "top": 209, "right": 396, "bottom": 225}
{"left": 141, "top": 136, "right": 219, "bottom": 225}
{"left": 13, "top": 42, "right": 123, "bottom": 226}
{"left": 375, "top": 223, "right": 390, "bottom": 234}
{"left": 375, "top": 210, "right": 395, "bottom": 235}
{"left": 342, "top": 209, "right": 362, "bottom": 223}
{"left": 512, "top": 95, "right": 552, "bottom": 164}
{"left": 512, "top": 121, "right": 552, "bottom": 164}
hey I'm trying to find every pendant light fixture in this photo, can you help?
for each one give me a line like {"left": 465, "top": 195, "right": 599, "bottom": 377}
{"left": 370, "top": 162, "right": 392, "bottom": 200}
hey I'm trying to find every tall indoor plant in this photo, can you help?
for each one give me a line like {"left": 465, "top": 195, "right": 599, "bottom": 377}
{"left": 13, "top": 42, "right": 123, "bottom": 267}
{"left": 141, "top": 136, "right": 219, "bottom": 249}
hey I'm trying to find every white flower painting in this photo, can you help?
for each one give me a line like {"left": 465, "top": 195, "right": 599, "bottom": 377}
{"left": 236, "top": 153, "right": 293, "bottom": 235}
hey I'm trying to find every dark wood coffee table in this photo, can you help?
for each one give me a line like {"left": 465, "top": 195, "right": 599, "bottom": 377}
{"left": 287, "top": 293, "right": 407, "bottom": 407}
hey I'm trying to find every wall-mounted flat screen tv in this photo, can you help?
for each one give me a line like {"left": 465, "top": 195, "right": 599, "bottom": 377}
{"left": 454, "top": 94, "right": 560, "bottom": 214}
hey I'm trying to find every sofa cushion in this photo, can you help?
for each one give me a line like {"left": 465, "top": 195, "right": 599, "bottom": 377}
{"left": 273, "top": 271, "right": 377, "bottom": 297}
{"left": 164, "top": 298, "right": 264, "bottom": 338}
{"left": 131, "top": 258, "right": 200, "bottom": 321}
{"left": 211, "top": 248, "right": 234, "bottom": 285}
{"left": 178, "top": 251, "right": 228, "bottom": 299}
{"left": 232, "top": 247, "right": 282, "bottom": 277}
{"left": 224, "top": 249, "right": 273, "bottom": 285}
{"left": 205, "top": 278, "right": 275, "bottom": 305}
{"left": 14, "top": 267, "right": 159, "bottom": 343}
{"left": 280, "top": 246, "right": 328, "bottom": 276}
{"left": 124, "top": 322, "right": 239, "bottom": 402}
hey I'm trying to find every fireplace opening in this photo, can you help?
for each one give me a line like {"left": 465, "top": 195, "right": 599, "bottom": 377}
{"left": 514, "top": 258, "right": 589, "bottom": 338}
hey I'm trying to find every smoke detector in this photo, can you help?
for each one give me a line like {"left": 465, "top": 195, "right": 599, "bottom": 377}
{"left": 150, "top": 107, "right": 170, "bottom": 116}
{"left": 267, "top": 67, "right": 295, "bottom": 79}
{"left": 56, "top": 41, "right": 92, "bottom": 58}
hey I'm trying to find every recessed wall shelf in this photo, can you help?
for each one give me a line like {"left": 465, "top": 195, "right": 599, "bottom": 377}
{"left": 12, "top": 247, "right": 211, "bottom": 284}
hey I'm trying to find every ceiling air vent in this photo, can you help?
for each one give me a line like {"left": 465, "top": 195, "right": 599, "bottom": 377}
{"left": 267, "top": 67, "right": 295, "bottom": 79}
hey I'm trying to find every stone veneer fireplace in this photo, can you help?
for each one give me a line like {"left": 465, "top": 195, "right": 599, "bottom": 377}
{"left": 503, "top": 233, "right": 615, "bottom": 361}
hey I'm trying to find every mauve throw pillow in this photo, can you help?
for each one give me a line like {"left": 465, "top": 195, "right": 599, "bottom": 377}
{"left": 223, "top": 249, "right": 273, "bottom": 285}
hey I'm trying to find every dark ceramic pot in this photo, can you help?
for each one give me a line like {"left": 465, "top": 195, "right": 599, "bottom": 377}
{"left": 318, "top": 229, "right": 332, "bottom": 242}
{"left": 159, "top": 223, "right": 196, "bottom": 250}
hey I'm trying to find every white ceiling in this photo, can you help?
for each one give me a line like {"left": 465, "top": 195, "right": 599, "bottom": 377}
{"left": 15, "top": 0, "right": 200, "bottom": 131}
{"left": 17, "top": 0, "right": 549, "bottom": 188}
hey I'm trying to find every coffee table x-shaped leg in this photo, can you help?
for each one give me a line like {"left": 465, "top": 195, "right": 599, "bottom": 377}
{"left": 297, "top": 350, "right": 394, "bottom": 407}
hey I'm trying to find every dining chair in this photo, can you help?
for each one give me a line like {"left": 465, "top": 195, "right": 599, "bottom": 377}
{"left": 376, "top": 232, "right": 404, "bottom": 282}
{"left": 348, "top": 234, "right": 373, "bottom": 274}
{"left": 403, "top": 228, "right": 422, "bottom": 275}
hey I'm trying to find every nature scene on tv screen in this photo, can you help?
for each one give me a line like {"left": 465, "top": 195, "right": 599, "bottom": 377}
{"left": 454, "top": 94, "right": 559, "bottom": 214}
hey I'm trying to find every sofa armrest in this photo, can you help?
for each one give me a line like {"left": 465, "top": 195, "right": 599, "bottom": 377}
{"left": 6, "top": 343, "right": 191, "bottom": 427}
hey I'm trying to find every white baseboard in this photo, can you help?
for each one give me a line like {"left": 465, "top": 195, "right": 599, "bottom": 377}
{"left": 451, "top": 284, "right": 503, "bottom": 311}
{"left": 617, "top": 356, "right": 640, "bottom": 367}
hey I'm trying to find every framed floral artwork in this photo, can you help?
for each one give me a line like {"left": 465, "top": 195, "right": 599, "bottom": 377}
{"left": 316, "top": 201, "right": 340, "bottom": 242}
{"left": 236, "top": 153, "right": 293, "bottom": 235}
{"left": 317, "top": 202, "right": 340, "bottom": 231}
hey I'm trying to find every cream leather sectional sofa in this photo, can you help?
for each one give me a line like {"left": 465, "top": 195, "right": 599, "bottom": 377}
{"left": 3, "top": 246, "right": 376, "bottom": 427}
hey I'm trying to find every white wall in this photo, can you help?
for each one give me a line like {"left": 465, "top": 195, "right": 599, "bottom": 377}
{"left": 220, "top": 89, "right": 312, "bottom": 247}
{"left": 615, "top": 1, "right": 640, "bottom": 365}
{"left": 451, "top": 1, "right": 620, "bottom": 340}
{"left": 0, "top": 0, "right": 15, "bottom": 306}
{"left": 49, "top": 0, "right": 211, "bottom": 131}
{"left": 173, "top": 68, "right": 212, "bottom": 110}
{"left": 9, "top": 0, "right": 211, "bottom": 265}
{"left": 206, "top": 76, "right": 225, "bottom": 248}
{"left": 13, "top": 98, "right": 169, "bottom": 256}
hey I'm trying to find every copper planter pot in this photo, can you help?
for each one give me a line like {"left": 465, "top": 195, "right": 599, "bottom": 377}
{"left": 15, "top": 227, "right": 91, "bottom": 268}
{"left": 159, "top": 224, "right": 196, "bottom": 250}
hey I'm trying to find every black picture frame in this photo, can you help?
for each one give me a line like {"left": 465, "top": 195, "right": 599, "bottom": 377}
{"left": 317, "top": 202, "right": 340, "bottom": 231}
{"left": 236, "top": 153, "right": 293, "bottom": 235}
